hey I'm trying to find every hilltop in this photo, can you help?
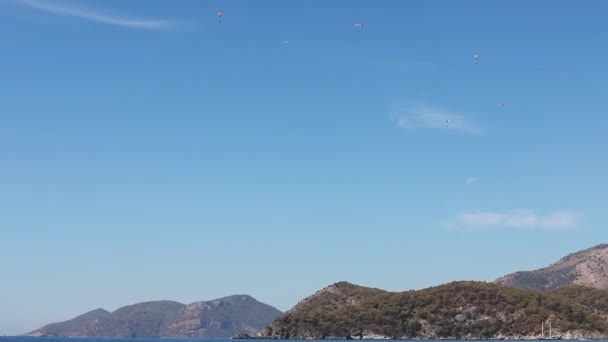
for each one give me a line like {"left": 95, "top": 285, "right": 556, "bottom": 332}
{"left": 496, "top": 244, "right": 608, "bottom": 291}
{"left": 259, "top": 281, "right": 608, "bottom": 340}
{"left": 28, "top": 308, "right": 111, "bottom": 337}
{"left": 28, "top": 295, "right": 281, "bottom": 338}
{"left": 161, "top": 295, "right": 284, "bottom": 338}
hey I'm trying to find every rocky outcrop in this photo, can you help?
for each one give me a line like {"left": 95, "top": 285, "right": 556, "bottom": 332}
{"left": 496, "top": 244, "right": 608, "bottom": 291}
{"left": 161, "top": 295, "right": 282, "bottom": 338}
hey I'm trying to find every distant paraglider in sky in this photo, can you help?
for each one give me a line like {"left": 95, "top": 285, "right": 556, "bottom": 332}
{"left": 195, "top": 8, "right": 502, "bottom": 140}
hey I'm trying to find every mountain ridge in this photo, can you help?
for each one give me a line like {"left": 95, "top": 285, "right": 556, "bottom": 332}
{"left": 258, "top": 280, "right": 608, "bottom": 340}
{"left": 27, "top": 295, "right": 281, "bottom": 338}
{"left": 496, "top": 244, "right": 608, "bottom": 291}
{"left": 29, "top": 244, "right": 608, "bottom": 339}
{"left": 28, "top": 308, "right": 112, "bottom": 337}
{"left": 256, "top": 244, "right": 608, "bottom": 340}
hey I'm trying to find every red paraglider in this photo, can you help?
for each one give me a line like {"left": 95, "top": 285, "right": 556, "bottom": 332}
{"left": 217, "top": 11, "right": 223, "bottom": 23}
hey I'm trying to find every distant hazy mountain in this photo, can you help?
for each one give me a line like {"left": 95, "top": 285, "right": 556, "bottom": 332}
{"left": 27, "top": 296, "right": 281, "bottom": 338}
{"left": 258, "top": 281, "right": 608, "bottom": 340}
{"left": 28, "top": 308, "right": 111, "bottom": 337}
{"left": 496, "top": 244, "right": 608, "bottom": 291}
{"left": 162, "top": 295, "right": 283, "bottom": 338}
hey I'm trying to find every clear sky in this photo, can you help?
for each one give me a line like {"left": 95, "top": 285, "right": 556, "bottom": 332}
{"left": 1, "top": 0, "right": 607, "bottom": 335}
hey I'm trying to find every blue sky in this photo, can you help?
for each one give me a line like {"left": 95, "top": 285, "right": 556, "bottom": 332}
{"left": 1, "top": 0, "right": 608, "bottom": 335}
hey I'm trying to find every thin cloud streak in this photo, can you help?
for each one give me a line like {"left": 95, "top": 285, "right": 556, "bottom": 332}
{"left": 13, "top": 0, "right": 175, "bottom": 29}
{"left": 444, "top": 210, "right": 582, "bottom": 231}
{"left": 390, "top": 103, "right": 482, "bottom": 134}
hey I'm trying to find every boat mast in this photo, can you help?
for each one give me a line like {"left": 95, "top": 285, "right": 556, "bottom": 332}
{"left": 542, "top": 321, "right": 544, "bottom": 338}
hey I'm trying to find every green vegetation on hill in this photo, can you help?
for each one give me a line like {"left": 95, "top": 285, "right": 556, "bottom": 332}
{"left": 551, "top": 286, "right": 608, "bottom": 312}
{"left": 261, "top": 281, "right": 608, "bottom": 339}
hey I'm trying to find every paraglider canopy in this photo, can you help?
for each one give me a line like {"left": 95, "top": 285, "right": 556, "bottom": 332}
{"left": 217, "top": 11, "right": 223, "bottom": 21}
{"left": 354, "top": 23, "right": 364, "bottom": 29}
{"left": 474, "top": 54, "right": 479, "bottom": 63}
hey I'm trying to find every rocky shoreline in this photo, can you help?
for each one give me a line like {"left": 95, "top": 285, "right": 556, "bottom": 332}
{"left": 234, "top": 331, "right": 608, "bottom": 340}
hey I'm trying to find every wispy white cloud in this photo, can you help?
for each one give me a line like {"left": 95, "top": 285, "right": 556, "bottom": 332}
{"left": 444, "top": 210, "right": 582, "bottom": 231}
{"left": 12, "top": 0, "right": 175, "bottom": 29}
{"left": 390, "top": 103, "right": 482, "bottom": 134}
